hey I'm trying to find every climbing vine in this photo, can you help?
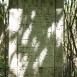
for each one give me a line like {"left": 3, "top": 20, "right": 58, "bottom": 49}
{"left": 63, "top": 0, "right": 77, "bottom": 77}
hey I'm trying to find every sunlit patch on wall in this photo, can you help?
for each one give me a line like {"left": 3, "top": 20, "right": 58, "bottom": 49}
{"left": 9, "top": 54, "right": 18, "bottom": 76}
{"left": 31, "top": 10, "right": 36, "bottom": 20}
{"left": 18, "top": 53, "right": 29, "bottom": 77}
{"left": 8, "top": 8, "right": 23, "bottom": 77}
{"left": 47, "top": 22, "right": 55, "bottom": 38}
{"left": 31, "top": 36, "right": 40, "bottom": 52}
{"left": 38, "top": 47, "right": 48, "bottom": 66}
{"left": 56, "top": 16, "right": 63, "bottom": 47}
{"left": 9, "top": 37, "right": 17, "bottom": 64}
{"left": 33, "top": 58, "right": 39, "bottom": 77}
{"left": 9, "top": 52, "right": 29, "bottom": 77}
{"left": 18, "top": 27, "right": 23, "bottom": 35}
{"left": 9, "top": 9, "right": 23, "bottom": 32}
{"left": 33, "top": 47, "right": 48, "bottom": 76}
{"left": 56, "top": 8, "right": 63, "bottom": 15}
{"left": 21, "top": 23, "right": 32, "bottom": 45}
{"left": 0, "top": 33, "right": 4, "bottom": 44}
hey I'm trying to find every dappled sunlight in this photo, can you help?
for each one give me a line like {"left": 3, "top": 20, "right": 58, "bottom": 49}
{"left": 0, "top": 0, "right": 9, "bottom": 7}
{"left": 8, "top": 8, "right": 63, "bottom": 76}
{"left": 9, "top": 54, "right": 18, "bottom": 76}
{"left": 0, "top": 0, "right": 3, "bottom": 3}
{"left": 31, "top": 10, "right": 36, "bottom": 20}
{"left": 56, "top": 8, "right": 63, "bottom": 15}
{"left": 8, "top": 8, "right": 23, "bottom": 77}
{"left": 56, "top": 16, "right": 63, "bottom": 47}
{"left": 74, "top": 58, "right": 77, "bottom": 67}
{"left": 33, "top": 58, "right": 39, "bottom": 77}
{"left": 47, "top": 26, "right": 52, "bottom": 39}
{"left": 0, "top": 0, "right": 65, "bottom": 76}
{"left": 0, "top": 33, "right": 4, "bottom": 44}
{"left": 47, "top": 14, "right": 63, "bottom": 48}
{"left": 8, "top": 8, "right": 36, "bottom": 77}
{"left": 9, "top": 8, "right": 23, "bottom": 64}
{"left": 33, "top": 47, "right": 48, "bottom": 76}
{"left": 65, "top": 0, "right": 72, "bottom": 6}
{"left": 38, "top": 47, "right": 48, "bottom": 66}
{"left": 21, "top": 10, "right": 36, "bottom": 46}
{"left": 9, "top": 9, "right": 23, "bottom": 32}
{"left": 6, "top": 1, "right": 64, "bottom": 77}
{"left": 31, "top": 36, "right": 40, "bottom": 52}
{"left": 47, "top": 22, "right": 55, "bottom": 38}
{"left": 18, "top": 53, "right": 29, "bottom": 77}
{"left": 9, "top": 37, "right": 17, "bottom": 64}
{"left": 34, "top": 42, "right": 40, "bottom": 52}
{"left": 9, "top": 45, "right": 29, "bottom": 77}
{"left": 21, "top": 23, "right": 32, "bottom": 45}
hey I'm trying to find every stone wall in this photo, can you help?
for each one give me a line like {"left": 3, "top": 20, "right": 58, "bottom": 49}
{"left": 8, "top": 0, "right": 63, "bottom": 77}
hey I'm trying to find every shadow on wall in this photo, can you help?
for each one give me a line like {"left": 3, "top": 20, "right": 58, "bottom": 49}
{"left": 8, "top": 0, "right": 63, "bottom": 77}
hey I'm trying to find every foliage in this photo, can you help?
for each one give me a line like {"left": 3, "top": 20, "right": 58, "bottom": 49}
{"left": 63, "top": 0, "right": 77, "bottom": 77}
{"left": 0, "top": 2, "right": 8, "bottom": 77}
